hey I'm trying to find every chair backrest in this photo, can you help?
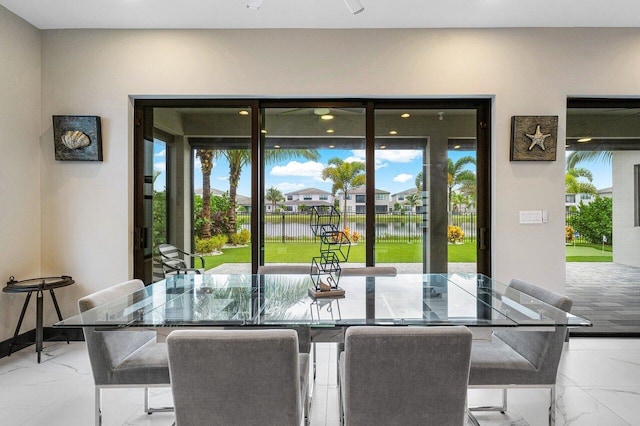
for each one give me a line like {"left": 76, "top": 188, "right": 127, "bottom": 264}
{"left": 494, "top": 278, "right": 573, "bottom": 383}
{"left": 78, "top": 279, "right": 156, "bottom": 385}
{"left": 343, "top": 326, "right": 472, "bottom": 426}
{"left": 167, "top": 329, "right": 302, "bottom": 426}
{"left": 158, "top": 243, "right": 180, "bottom": 260}
{"left": 340, "top": 266, "right": 397, "bottom": 276}
{"left": 258, "top": 264, "right": 317, "bottom": 274}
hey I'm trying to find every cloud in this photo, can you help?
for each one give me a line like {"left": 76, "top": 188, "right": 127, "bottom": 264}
{"left": 270, "top": 161, "right": 325, "bottom": 178}
{"left": 153, "top": 162, "right": 166, "bottom": 172}
{"left": 344, "top": 155, "right": 365, "bottom": 164}
{"left": 352, "top": 149, "right": 421, "bottom": 163}
{"left": 154, "top": 149, "right": 166, "bottom": 158}
{"left": 276, "top": 182, "right": 306, "bottom": 192}
{"left": 216, "top": 176, "right": 229, "bottom": 181}
{"left": 393, "top": 173, "right": 413, "bottom": 183}
{"left": 376, "top": 150, "right": 422, "bottom": 163}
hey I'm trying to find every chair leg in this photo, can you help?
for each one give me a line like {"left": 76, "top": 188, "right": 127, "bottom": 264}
{"left": 501, "top": 388, "right": 508, "bottom": 413}
{"left": 549, "top": 386, "right": 556, "bottom": 426}
{"left": 145, "top": 387, "right": 174, "bottom": 414}
{"left": 95, "top": 387, "right": 102, "bottom": 426}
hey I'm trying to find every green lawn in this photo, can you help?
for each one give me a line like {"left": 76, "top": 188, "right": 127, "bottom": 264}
{"left": 202, "top": 240, "right": 610, "bottom": 269}
{"left": 204, "top": 240, "right": 477, "bottom": 269}
{"left": 566, "top": 243, "right": 613, "bottom": 262}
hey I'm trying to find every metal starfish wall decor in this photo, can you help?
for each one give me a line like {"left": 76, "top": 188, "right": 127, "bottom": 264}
{"left": 510, "top": 116, "right": 558, "bottom": 161}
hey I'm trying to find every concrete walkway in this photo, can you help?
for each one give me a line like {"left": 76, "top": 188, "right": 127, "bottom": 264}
{"left": 208, "top": 261, "right": 640, "bottom": 335}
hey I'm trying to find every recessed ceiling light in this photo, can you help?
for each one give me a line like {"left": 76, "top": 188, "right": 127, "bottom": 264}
{"left": 246, "top": 0, "right": 264, "bottom": 10}
{"left": 389, "top": 130, "right": 398, "bottom": 135}
{"left": 329, "top": 145, "right": 335, "bottom": 148}
{"left": 326, "top": 129, "right": 335, "bottom": 134}
{"left": 321, "top": 114, "right": 334, "bottom": 120}
{"left": 379, "top": 145, "right": 387, "bottom": 149}
{"left": 314, "top": 108, "right": 331, "bottom": 116}
{"left": 274, "top": 145, "right": 280, "bottom": 148}
{"left": 454, "top": 145, "right": 461, "bottom": 149}
{"left": 261, "top": 129, "right": 267, "bottom": 134}
{"left": 401, "top": 113, "right": 411, "bottom": 118}
{"left": 577, "top": 138, "right": 592, "bottom": 143}
{"left": 238, "top": 110, "right": 249, "bottom": 116}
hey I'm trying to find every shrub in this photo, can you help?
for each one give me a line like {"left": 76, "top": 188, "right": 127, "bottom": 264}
{"left": 195, "top": 237, "right": 215, "bottom": 254}
{"left": 565, "top": 225, "right": 575, "bottom": 243}
{"left": 447, "top": 225, "right": 465, "bottom": 243}
{"left": 567, "top": 196, "right": 612, "bottom": 244}
{"left": 342, "top": 226, "right": 361, "bottom": 243}
{"left": 210, "top": 234, "right": 228, "bottom": 252}
{"left": 230, "top": 229, "right": 251, "bottom": 245}
{"left": 195, "top": 234, "right": 228, "bottom": 254}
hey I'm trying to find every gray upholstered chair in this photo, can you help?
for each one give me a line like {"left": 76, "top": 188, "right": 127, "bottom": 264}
{"left": 339, "top": 266, "right": 397, "bottom": 276}
{"left": 468, "top": 278, "right": 573, "bottom": 426}
{"left": 167, "top": 329, "right": 310, "bottom": 426}
{"left": 339, "top": 326, "right": 473, "bottom": 426}
{"left": 158, "top": 243, "right": 205, "bottom": 276}
{"left": 78, "top": 279, "right": 171, "bottom": 426}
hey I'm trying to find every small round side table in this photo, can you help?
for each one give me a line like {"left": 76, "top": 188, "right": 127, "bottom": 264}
{"left": 3, "top": 275, "right": 75, "bottom": 363}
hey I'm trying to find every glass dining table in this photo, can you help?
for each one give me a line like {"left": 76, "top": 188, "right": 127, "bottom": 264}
{"left": 55, "top": 273, "right": 591, "bottom": 343}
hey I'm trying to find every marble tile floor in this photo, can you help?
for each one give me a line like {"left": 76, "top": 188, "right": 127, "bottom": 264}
{"left": 1, "top": 338, "right": 639, "bottom": 425}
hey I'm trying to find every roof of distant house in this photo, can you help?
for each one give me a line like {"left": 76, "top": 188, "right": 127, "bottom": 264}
{"left": 285, "top": 187, "right": 333, "bottom": 196}
{"left": 343, "top": 186, "right": 390, "bottom": 195}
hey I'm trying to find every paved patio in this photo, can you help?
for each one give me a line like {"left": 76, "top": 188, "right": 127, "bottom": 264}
{"left": 209, "top": 261, "right": 640, "bottom": 335}
{"left": 565, "top": 262, "right": 640, "bottom": 335}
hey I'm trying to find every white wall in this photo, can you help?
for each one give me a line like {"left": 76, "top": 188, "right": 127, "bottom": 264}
{"left": 0, "top": 7, "right": 41, "bottom": 341}
{"left": 613, "top": 151, "right": 640, "bottom": 267}
{"left": 32, "top": 28, "right": 640, "bottom": 322}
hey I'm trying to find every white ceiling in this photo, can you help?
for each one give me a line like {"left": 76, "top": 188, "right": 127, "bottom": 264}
{"left": 2, "top": 0, "right": 640, "bottom": 30}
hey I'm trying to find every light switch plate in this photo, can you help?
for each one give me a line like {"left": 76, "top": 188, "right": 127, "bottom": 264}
{"left": 520, "top": 210, "right": 544, "bottom": 224}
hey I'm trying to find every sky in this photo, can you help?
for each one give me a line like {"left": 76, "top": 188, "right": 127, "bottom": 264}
{"left": 185, "top": 148, "right": 474, "bottom": 197}
{"left": 153, "top": 143, "right": 613, "bottom": 196}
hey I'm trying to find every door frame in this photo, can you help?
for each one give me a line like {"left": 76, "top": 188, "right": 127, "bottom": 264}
{"left": 133, "top": 98, "right": 491, "bottom": 282}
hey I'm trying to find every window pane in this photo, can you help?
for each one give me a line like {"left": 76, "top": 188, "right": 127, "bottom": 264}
{"left": 263, "top": 107, "right": 365, "bottom": 267}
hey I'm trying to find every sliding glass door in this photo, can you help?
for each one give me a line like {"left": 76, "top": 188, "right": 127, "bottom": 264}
{"left": 133, "top": 99, "right": 490, "bottom": 282}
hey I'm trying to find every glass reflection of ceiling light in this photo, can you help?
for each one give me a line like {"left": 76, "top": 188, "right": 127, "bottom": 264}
{"left": 343, "top": 0, "right": 364, "bottom": 15}
{"left": 380, "top": 145, "right": 387, "bottom": 149}
{"left": 247, "top": 0, "right": 264, "bottom": 10}
{"left": 389, "top": 130, "right": 398, "bottom": 135}
{"left": 329, "top": 145, "right": 335, "bottom": 148}
{"left": 577, "top": 138, "right": 592, "bottom": 143}
{"left": 326, "top": 129, "right": 335, "bottom": 134}
{"left": 321, "top": 114, "right": 334, "bottom": 120}
{"left": 401, "top": 113, "right": 411, "bottom": 118}
{"left": 239, "top": 110, "right": 249, "bottom": 116}
{"left": 314, "top": 108, "right": 331, "bottom": 115}
{"left": 261, "top": 129, "right": 267, "bottom": 134}
{"left": 454, "top": 145, "right": 461, "bottom": 149}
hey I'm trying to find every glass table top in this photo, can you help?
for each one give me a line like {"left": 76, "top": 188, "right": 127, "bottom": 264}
{"left": 55, "top": 274, "right": 591, "bottom": 329}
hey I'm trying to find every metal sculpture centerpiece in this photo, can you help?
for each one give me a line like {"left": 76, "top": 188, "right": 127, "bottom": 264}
{"left": 308, "top": 206, "right": 350, "bottom": 297}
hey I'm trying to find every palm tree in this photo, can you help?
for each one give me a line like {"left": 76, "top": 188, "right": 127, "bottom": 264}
{"left": 447, "top": 156, "right": 476, "bottom": 217}
{"left": 196, "top": 149, "right": 214, "bottom": 238}
{"left": 566, "top": 150, "right": 612, "bottom": 169}
{"left": 404, "top": 193, "right": 421, "bottom": 213}
{"left": 321, "top": 158, "right": 365, "bottom": 228}
{"left": 199, "top": 148, "right": 319, "bottom": 239}
{"left": 415, "top": 171, "right": 424, "bottom": 192}
{"left": 566, "top": 167, "right": 597, "bottom": 195}
{"left": 265, "top": 187, "right": 285, "bottom": 212}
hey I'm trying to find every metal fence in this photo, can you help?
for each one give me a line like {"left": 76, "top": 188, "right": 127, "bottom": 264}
{"left": 565, "top": 212, "right": 590, "bottom": 244}
{"left": 238, "top": 211, "right": 477, "bottom": 244}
